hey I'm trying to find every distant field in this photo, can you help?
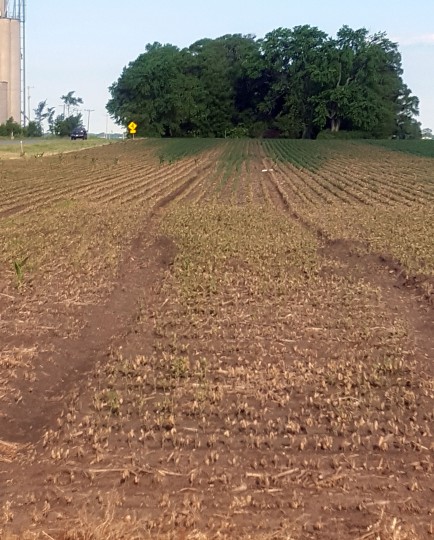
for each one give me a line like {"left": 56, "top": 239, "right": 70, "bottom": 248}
{"left": 0, "top": 138, "right": 433, "bottom": 539}
{"left": 367, "top": 138, "right": 434, "bottom": 158}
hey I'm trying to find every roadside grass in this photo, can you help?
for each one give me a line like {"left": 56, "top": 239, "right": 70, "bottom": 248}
{"left": 0, "top": 137, "right": 113, "bottom": 159}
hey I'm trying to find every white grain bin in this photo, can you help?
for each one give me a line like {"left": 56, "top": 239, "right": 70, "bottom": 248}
{"left": 0, "top": 0, "right": 22, "bottom": 124}
{"left": 0, "top": 81, "right": 8, "bottom": 122}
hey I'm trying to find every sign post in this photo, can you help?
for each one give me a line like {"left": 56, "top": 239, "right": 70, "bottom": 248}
{"left": 128, "top": 121, "right": 137, "bottom": 139}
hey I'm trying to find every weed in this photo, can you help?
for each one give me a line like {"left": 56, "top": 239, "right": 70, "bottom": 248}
{"left": 13, "top": 255, "right": 29, "bottom": 286}
{"left": 168, "top": 355, "right": 189, "bottom": 379}
{"left": 93, "top": 389, "right": 122, "bottom": 415}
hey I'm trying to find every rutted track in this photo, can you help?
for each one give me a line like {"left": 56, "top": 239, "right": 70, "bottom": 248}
{"left": 0, "top": 138, "right": 433, "bottom": 540}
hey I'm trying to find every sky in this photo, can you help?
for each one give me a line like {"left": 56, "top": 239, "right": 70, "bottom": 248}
{"left": 26, "top": 0, "right": 434, "bottom": 134}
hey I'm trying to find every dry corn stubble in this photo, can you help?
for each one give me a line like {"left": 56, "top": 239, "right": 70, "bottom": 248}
{"left": 1, "top": 140, "right": 433, "bottom": 539}
{"left": 15, "top": 203, "right": 430, "bottom": 538}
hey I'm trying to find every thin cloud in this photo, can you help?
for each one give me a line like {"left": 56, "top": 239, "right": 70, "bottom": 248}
{"left": 393, "top": 33, "right": 434, "bottom": 46}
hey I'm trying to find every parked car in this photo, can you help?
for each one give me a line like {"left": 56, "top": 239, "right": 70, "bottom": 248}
{"left": 70, "top": 127, "right": 88, "bottom": 140}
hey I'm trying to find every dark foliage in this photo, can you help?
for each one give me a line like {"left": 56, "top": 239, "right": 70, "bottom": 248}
{"left": 107, "top": 26, "right": 421, "bottom": 139}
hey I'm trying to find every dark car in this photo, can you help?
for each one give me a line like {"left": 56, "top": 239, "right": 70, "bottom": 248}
{"left": 71, "top": 127, "right": 88, "bottom": 140}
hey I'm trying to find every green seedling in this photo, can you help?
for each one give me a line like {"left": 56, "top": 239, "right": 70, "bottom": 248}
{"left": 13, "top": 255, "right": 29, "bottom": 286}
{"left": 94, "top": 389, "right": 121, "bottom": 415}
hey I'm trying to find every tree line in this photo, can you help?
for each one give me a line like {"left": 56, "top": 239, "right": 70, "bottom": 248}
{"left": 0, "top": 91, "right": 84, "bottom": 137}
{"left": 106, "top": 25, "right": 421, "bottom": 139}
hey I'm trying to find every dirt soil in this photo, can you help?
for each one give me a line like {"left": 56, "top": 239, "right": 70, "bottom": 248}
{"left": 0, "top": 144, "right": 433, "bottom": 539}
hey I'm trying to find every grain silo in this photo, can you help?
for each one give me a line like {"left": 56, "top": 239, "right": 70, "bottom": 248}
{"left": 0, "top": 0, "right": 24, "bottom": 125}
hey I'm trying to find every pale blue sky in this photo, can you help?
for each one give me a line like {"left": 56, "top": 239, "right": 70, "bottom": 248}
{"left": 27, "top": 0, "right": 434, "bottom": 134}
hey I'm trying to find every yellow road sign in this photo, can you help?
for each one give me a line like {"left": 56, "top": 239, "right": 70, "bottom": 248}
{"left": 129, "top": 129, "right": 137, "bottom": 134}
{"left": 128, "top": 121, "right": 137, "bottom": 132}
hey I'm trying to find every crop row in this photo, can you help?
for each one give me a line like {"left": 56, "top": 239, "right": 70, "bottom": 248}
{"left": 0, "top": 143, "right": 221, "bottom": 218}
{"left": 262, "top": 140, "right": 434, "bottom": 207}
{"left": 177, "top": 140, "right": 434, "bottom": 282}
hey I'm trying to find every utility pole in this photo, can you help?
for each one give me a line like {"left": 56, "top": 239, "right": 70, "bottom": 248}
{"left": 27, "top": 85, "right": 34, "bottom": 122}
{"left": 23, "top": 0, "right": 26, "bottom": 126}
{"left": 21, "top": 0, "right": 26, "bottom": 126}
{"left": 83, "top": 109, "right": 94, "bottom": 133}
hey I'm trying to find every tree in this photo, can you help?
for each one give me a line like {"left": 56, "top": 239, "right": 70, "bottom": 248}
{"left": 106, "top": 27, "right": 420, "bottom": 139}
{"left": 25, "top": 120, "right": 43, "bottom": 137}
{"left": 310, "top": 27, "right": 371, "bottom": 133}
{"left": 50, "top": 91, "right": 85, "bottom": 137}
{"left": 394, "top": 84, "right": 420, "bottom": 138}
{"left": 33, "top": 100, "right": 49, "bottom": 135}
{"left": 53, "top": 113, "right": 83, "bottom": 137}
{"left": 47, "top": 107, "right": 56, "bottom": 134}
{"left": 260, "top": 26, "right": 332, "bottom": 138}
{"left": 0, "top": 117, "right": 22, "bottom": 136}
{"left": 187, "top": 34, "right": 262, "bottom": 136}
{"left": 60, "top": 91, "right": 83, "bottom": 116}
{"left": 259, "top": 27, "right": 302, "bottom": 136}
{"left": 107, "top": 36, "right": 264, "bottom": 137}
{"left": 108, "top": 42, "right": 210, "bottom": 137}
{"left": 310, "top": 27, "right": 411, "bottom": 137}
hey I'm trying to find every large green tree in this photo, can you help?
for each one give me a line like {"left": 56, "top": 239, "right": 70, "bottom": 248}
{"left": 106, "top": 27, "right": 420, "bottom": 139}
{"left": 260, "top": 25, "right": 329, "bottom": 138}
{"left": 107, "top": 36, "right": 261, "bottom": 137}
{"left": 107, "top": 43, "right": 206, "bottom": 137}
{"left": 187, "top": 34, "right": 263, "bottom": 136}
{"left": 52, "top": 113, "right": 83, "bottom": 137}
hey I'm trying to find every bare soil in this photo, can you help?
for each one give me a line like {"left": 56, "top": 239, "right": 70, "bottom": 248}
{"left": 0, "top": 143, "right": 433, "bottom": 539}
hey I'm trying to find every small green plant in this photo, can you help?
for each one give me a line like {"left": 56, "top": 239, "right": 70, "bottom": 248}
{"left": 13, "top": 255, "right": 29, "bottom": 285}
{"left": 94, "top": 389, "right": 121, "bottom": 414}
{"left": 169, "top": 356, "right": 189, "bottom": 379}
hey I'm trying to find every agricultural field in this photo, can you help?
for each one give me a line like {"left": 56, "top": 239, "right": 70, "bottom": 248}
{"left": 0, "top": 139, "right": 433, "bottom": 539}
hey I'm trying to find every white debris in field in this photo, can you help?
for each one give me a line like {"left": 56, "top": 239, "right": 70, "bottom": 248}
{"left": 261, "top": 168, "right": 274, "bottom": 172}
